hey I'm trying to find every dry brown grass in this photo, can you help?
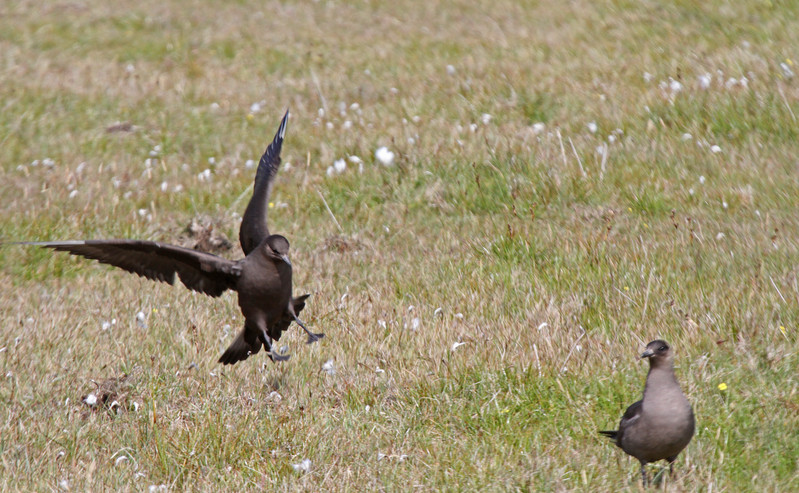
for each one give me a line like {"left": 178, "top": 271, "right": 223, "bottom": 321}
{"left": 1, "top": 0, "right": 798, "bottom": 490}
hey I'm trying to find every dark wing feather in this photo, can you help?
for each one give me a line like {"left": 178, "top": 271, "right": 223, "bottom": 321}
{"left": 614, "top": 399, "right": 643, "bottom": 446}
{"left": 239, "top": 109, "right": 289, "bottom": 255}
{"left": 599, "top": 400, "right": 642, "bottom": 447}
{"left": 22, "top": 240, "right": 240, "bottom": 297}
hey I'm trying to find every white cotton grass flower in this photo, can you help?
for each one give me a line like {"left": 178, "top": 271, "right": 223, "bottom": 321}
{"left": 322, "top": 359, "right": 335, "bottom": 375}
{"left": 481, "top": 113, "right": 492, "bottom": 125}
{"left": 698, "top": 74, "right": 712, "bottom": 89}
{"left": 327, "top": 159, "right": 347, "bottom": 177}
{"left": 197, "top": 169, "right": 212, "bottom": 182}
{"left": 249, "top": 101, "right": 264, "bottom": 113}
{"left": 587, "top": 121, "right": 598, "bottom": 134}
{"left": 410, "top": 318, "right": 420, "bottom": 331}
{"left": 446, "top": 64, "right": 456, "bottom": 75}
{"left": 669, "top": 79, "right": 683, "bottom": 93}
{"left": 699, "top": 175, "right": 706, "bottom": 184}
{"left": 245, "top": 159, "right": 256, "bottom": 169}
{"left": 780, "top": 61, "right": 794, "bottom": 79}
{"left": 532, "top": 122, "right": 545, "bottom": 135}
{"left": 710, "top": 145, "right": 722, "bottom": 154}
{"left": 643, "top": 72, "right": 654, "bottom": 83}
{"left": 59, "top": 479, "right": 70, "bottom": 491}
{"left": 375, "top": 146, "right": 395, "bottom": 166}
{"left": 681, "top": 133, "right": 693, "bottom": 141}
{"left": 451, "top": 341, "right": 467, "bottom": 351}
{"left": 292, "top": 459, "right": 312, "bottom": 473}
{"left": 84, "top": 393, "right": 98, "bottom": 407}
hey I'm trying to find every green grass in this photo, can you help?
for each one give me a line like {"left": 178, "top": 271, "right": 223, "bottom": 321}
{"left": 2, "top": 0, "right": 799, "bottom": 490}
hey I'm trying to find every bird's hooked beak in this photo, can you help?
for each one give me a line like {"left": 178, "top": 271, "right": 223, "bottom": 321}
{"left": 281, "top": 254, "right": 292, "bottom": 267}
{"left": 641, "top": 348, "right": 655, "bottom": 359}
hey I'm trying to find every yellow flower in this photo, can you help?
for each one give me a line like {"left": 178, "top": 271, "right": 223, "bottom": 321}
{"left": 718, "top": 382, "right": 728, "bottom": 391}
{"left": 624, "top": 286, "right": 629, "bottom": 291}
{"left": 779, "top": 325, "right": 787, "bottom": 336}
{"left": 269, "top": 202, "right": 275, "bottom": 208}
{"left": 246, "top": 113, "right": 255, "bottom": 121}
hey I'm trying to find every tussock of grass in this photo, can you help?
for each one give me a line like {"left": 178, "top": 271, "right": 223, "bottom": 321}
{"left": 2, "top": 0, "right": 799, "bottom": 490}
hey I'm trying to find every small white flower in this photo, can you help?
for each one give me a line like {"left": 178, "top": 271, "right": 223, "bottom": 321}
{"left": 68, "top": 190, "right": 78, "bottom": 199}
{"left": 643, "top": 72, "right": 653, "bottom": 83}
{"left": 249, "top": 102, "right": 262, "bottom": 113}
{"left": 326, "top": 121, "right": 334, "bottom": 130}
{"left": 481, "top": 113, "right": 492, "bottom": 125}
{"left": 102, "top": 321, "right": 112, "bottom": 331}
{"left": 434, "top": 307, "right": 443, "bottom": 316}
{"left": 136, "top": 311, "right": 147, "bottom": 328}
{"left": 210, "top": 102, "right": 220, "bottom": 111}
{"left": 669, "top": 79, "right": 683, "bottom": 93}
{"left": 390, "top": 87, "right": 399, "bottom": 95}
{"left": 59, "top": 479, "right": 70, "bottom": 491}
{"left": 375, "top": 367, "right": 385, "bottom": 373}
{"left": 446, "top": 64, "right": 456, "bottom": 75}
{"left": 587, "top": 121, "right": 598, "bottom": 134}
{"left": 780, "top": 62, "right": 794, "bottom": 79}
{"left": 160, "top": 181, "right": 168, "bottom": 192}
{"left": 595, "top": 145, "right": 605, "bottom": 155}
{"left": 451, "top": 341, "right": 467, "bottom": 351}
{"left": 375, "top": 146, "right": 395, "bottom": 166}
{"left": 681, "top": 133, "right": 693, "bottom": 141}
{"left": 322, "top": 359, "right": 335, "bottom": 375}
{"left": 125, "top": 63, "right": 135, "bottom": 73}
{"left": 197, "top": 169, "right": 212, "bottom": 181}
{"left": 716, "top": 232, "right": 725, "bottom": 240}
{"left": 410, "top": 318, "right": 420, "bottom": 331}
{"left": 698, "top": 74, "right": 712, "bottom": 89}
{"left": 689, "top": 188, "right": 695, "bottom": 195}
{"left": 292, "top": 459, "right": 312, "bottom": 473}
{"left": 699, "top": 175, "right": 706, "bottom": 184}
{"left": 532, "top": 122, "right": 545, "bottom": 135}
{"left": 342, "top": 120, "right": 353, "bottom": 130}
{"left": 334, "top": 158, "right": 347, "bottom": 174}
{"left": 454, "top": 313, "right": 464, "bottom": 319}
{"left": 173, "top": 184, "right": 184, "bottom": 193}
{"left": 245, "top": 159, "right": 256, "bottom": 169}
{"left": 378, "top": 320, "right": 387, "bottom": 329}
{"left": 710, "top": 145, "right": 722, "bottom": 153}
{"left": 469, "top": 123, "right": 478, "bottom": 133}
{"left": 722, "top": 201, "right": 728, "bottom": 209}
{"left": 43, "top": 158, "right": 56, "bottom": 167}
{"left": 348, "top": 155, "right": 363, "bottom": 164}
{"left": 608, "top": 135, "right": 616, "bottom": 143}
{"left": 84, "top": 393, "right": 98, "bottom": 406}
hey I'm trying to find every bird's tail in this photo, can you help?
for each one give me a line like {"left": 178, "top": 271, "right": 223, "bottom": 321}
{"left": 598, "top": 430, "right": 618, "bottom": 440}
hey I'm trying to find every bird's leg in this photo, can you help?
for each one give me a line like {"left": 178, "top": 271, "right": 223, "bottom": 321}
{"left": 640, "top": 462, "right": 648, "bottom": 487}
{"left": 293, "top": 314, "right": 325, "bottom": 344}
{"left": 261, "top": 329, "right": 290, "bottom": 361}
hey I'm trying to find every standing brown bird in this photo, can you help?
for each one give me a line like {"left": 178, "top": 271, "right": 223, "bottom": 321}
{"left": 12, "top": 110, "right": 323, "bottom": 365}
{"left": 599, "top": 340, "right": 695, "bottom": 486}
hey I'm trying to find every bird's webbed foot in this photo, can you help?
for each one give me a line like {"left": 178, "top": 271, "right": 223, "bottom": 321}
{"left": 293, "top": 315, "right": 325, "bottom": 345}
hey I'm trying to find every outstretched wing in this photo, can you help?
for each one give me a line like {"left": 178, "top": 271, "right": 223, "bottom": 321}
{"left": 21, "top": 240, "right": 241, "bottom": 297}
{"left": 239, "top": 109, "right": 289, "bottom": 255}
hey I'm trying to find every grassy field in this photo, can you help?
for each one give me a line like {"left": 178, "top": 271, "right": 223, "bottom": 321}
{"left": 2, "top": 0, "right": 798, "bottom": 490}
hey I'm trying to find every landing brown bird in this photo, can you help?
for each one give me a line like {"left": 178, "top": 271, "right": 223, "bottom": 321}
{"left": 13, "top": 110, "right": 323, "bottom": 365}
{"left": 599, "top": 340, "right": 695, "bottom": 486}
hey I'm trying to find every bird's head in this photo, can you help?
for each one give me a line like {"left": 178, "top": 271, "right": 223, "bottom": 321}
{"left": 641, "top": 339, "right": 673, "bottom": 367}
{"left": 264, "top": 234, "right": 291, "bottom": 266}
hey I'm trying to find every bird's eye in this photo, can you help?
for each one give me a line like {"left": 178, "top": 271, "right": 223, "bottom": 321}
{"left": 659, "top": 345, "right": 668, "bottom": 351}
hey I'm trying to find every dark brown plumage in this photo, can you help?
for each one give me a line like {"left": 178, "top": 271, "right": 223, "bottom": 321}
{"left": 600, "top": 340, "right": 695, "bottom": 486}
{"left": 12, "top": 110, "right": 323, "bottom": 365}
